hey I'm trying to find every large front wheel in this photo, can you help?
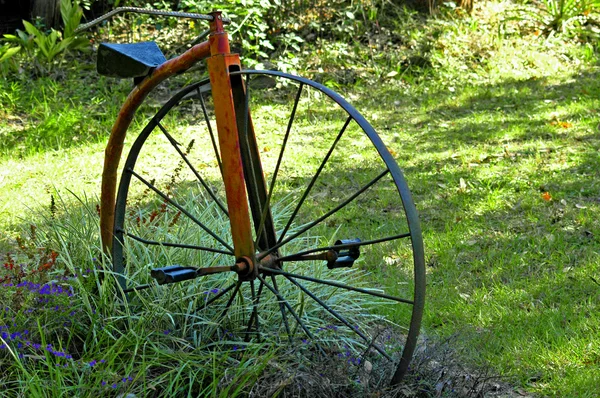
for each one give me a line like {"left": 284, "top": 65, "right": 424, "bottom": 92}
{"left": 111, "top": 70, "right": 425, "bottom": 386}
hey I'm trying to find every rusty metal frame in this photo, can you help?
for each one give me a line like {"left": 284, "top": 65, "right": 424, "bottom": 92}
{"left": 101, "top": 10, "right": 423, "bottom": 385}
{"left": 100, "top": 11, "right": 255, "bottom": 269}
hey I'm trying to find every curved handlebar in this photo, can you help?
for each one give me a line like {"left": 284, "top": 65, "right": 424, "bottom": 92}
{"left": 74, "top": 7, "right": 231, "bottom": 34}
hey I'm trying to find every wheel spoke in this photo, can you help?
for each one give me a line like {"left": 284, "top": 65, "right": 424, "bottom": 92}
{"left": 271, "top": 275, "right": 292, "bottom": 343}
{"left": 260, "top": 169, "right": 391, "bottom": 260}
{"left": 219, "top": 280, "right": 242, "bottom": 321}
{"left": 127, "top": 168, "right": 234, "bottom": 252}
{"left": 120, "top": 229, "right": 234, "bottom": 255}
{"left": 197, "top": 87, "right": 223, "bottom": 176}
{"left": 244, "top": 280, "right": 264, "bottom": 342}
{"left": 278, "top": 115, "right": 353, "bottom": 243}
{"left": 259, "top": 266, "right": 414, "bottom": 305}
{"left": 255, "top": 83, "right": 304, "bottom": 247}
{"left": 284, "top": 275, "right": 393, "bottom": 361}
{"left": 257, "top": 274, "right": 325, "bottom": 355}
{"left": 277, "top": 232, "right": 411, "bottom": 262}
{"left": 123, "top": 283, "right": 154, "bottom": 293}
{"left": 156, "top": 121, "right": 229, "bottom": 217}
{"left": 196, "top": 282, "right": 237, "bottom": 311}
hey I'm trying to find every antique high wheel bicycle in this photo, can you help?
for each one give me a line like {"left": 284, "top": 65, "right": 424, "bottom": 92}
{"left": 79, "top": 7, "right": 425, "bottom": 385}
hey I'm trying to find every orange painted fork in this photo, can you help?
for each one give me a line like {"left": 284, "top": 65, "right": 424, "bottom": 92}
{"left": 100, "top": 11, "right": 256, "bottom": 271}
{"left": 206, "top": 13, "right": 256, "bottom": 268}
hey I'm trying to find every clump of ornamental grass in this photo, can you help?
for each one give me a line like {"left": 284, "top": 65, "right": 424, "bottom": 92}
{"left": 1, "top": 190, "right": 414, "bottom": 397}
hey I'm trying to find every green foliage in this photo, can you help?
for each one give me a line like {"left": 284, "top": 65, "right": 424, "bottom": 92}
{"left": 0, "top": 191, "right": 404, "bottom": 396}
{"left": 0, "top": 0, "right": 89, "bottom": 76}
{"left": 510, "top": 0, "right": 600, "bottom": 38}
{"left": 177, "top": 0, "right": 276, "bottom": 66}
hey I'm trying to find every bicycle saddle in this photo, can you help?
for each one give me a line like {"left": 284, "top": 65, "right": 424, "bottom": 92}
{"left": 97, "top": 41, "right": 167, "bottom": 79}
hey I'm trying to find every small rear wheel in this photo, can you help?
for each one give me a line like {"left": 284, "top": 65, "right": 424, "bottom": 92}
{"left": 111, "top": 70, "right": 425, "bottom": 385}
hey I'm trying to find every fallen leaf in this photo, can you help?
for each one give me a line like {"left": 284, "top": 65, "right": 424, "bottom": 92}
{"left": 459, "top": 178, "right": 467, "bottom": 192}
{"left": 559, "top": 121, "right": 572, "bottom": 128}
{"left": 541, "top": 192, "right": 552, "bottom": 201}
{"left": 575, "top": 203, "right": 587, "bottom": 209}
{"left": 386, "top": 70, "right": 398, "bottom": 78}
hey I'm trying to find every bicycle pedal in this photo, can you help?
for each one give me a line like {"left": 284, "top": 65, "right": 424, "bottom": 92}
{"left": 327, "top": 238, "right": 361, "bottom": 269}
{"left": 150, "top": 265, "right": 198, "bottom": 285}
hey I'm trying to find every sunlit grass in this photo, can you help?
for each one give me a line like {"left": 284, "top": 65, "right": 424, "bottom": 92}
{"left": 1, "top": 1, "right": 600, "bottom": 395}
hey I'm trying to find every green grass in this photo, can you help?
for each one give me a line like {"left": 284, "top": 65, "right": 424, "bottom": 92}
{"left": 2, "top": 1, "right": 600, "bottom": 396}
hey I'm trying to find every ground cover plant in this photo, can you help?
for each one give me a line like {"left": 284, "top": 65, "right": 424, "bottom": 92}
{"left": 1, "top": 0, "right": 600, "bottom": 396}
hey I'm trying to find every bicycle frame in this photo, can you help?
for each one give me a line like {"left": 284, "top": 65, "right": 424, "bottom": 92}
{"left": 100, "top": 11, "right": 259, "bottom": 275}
{"left": 95, "top": 9, "right": 424, "bottom": 385}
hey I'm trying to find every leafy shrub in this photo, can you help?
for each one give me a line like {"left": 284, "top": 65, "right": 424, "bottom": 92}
{"left": 1, "top": 0, "right": 90, "bottom": 76}
{"left": 509, "top": 0, "right": 600, "bottom": 38}
{"left": 177, "top": 0, "right": 276, "bottom": 66}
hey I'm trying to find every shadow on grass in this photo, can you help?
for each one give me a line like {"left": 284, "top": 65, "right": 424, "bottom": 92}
{"left": 339, "top": 67, "right": 600, "bottom": 392}
{"left": 0, "top": 70, "right": 198, "bottom": 158}
{"left": 2, "top": 61, "right": 599, "bottom": 394}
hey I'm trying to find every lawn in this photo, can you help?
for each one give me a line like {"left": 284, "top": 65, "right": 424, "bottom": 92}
{"left": 1, "top": 1, "right": 600, "bottom": 396}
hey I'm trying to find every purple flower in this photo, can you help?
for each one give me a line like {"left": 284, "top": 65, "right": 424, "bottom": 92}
{"left": 89, "top": 360, "right": 97, "bottom": 367}
{"left": 101, "top": 381, "right": 106, "bottom": 387}
{"left": 111, "top": 383, "right": 117, "bottom": 389}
